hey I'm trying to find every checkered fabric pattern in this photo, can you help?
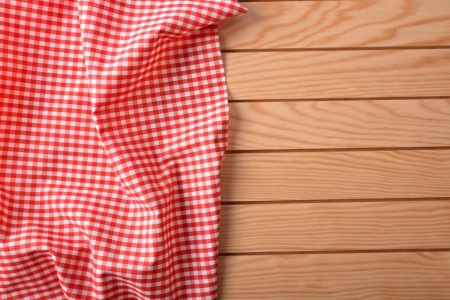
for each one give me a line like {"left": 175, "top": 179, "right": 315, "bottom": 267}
{"left": 0, "top": 1, "right": 246, "bottom": 299}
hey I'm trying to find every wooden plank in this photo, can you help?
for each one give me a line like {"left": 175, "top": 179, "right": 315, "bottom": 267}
{"left": 221, "top": 150, "right": 450, "bottom": 202}
{"left": 218, "top": 252, "right": 450, "bottom": 299}
{"left": 228, "top": 99, "right": 450, "bottom": 150}
{"left": 219, "top": 0, "right": 450, "bottom": 49}
{"left": 223, "top": 50, "right": 450, "bottom": 100}
{"left": 219, "top": 200, "right": 450, "bottom": 253}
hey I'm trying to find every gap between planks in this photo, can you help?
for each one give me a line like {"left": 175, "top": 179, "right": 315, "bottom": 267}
{"left": 219, "top": 248, "right": 450, "bottom": 256}
{"left": 238, "top": 0, "right": 338, "bottom": 1}
{"left": 222, "top": 46, "right": 450, "bottom": 53}
{"left": 225, "top": 146, "right": 450, "bottom": 154}
{"left": 228, "top": 96, "right": 450, "bottom": 102}
{"left": 221, "top": 196, "right": 450, "bottom": 206}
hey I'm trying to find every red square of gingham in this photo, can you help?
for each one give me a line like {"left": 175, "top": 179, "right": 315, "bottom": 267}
{"left": 0, "top": 1, "right": 246, "bottom": 299}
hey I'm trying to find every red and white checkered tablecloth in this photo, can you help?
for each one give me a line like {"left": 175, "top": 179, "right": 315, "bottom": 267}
{"left": 0, "top": 1, "right": 246, "bottom": 299}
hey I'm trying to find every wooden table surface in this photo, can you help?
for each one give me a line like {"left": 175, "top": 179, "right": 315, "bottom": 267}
{"left": 217, "top": 1, "right": 450, "bottom": 299}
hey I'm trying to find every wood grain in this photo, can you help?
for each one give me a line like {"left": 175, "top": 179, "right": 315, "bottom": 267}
{"left": 218, "top": 0, "right": 450, "bottom": 298}
{"left": 219, "top": 200, "right": 450, "bottom": 253}
{"left": 223, "top": 50, "right": 450, "bottom": 100}
{"left": 221, "top": 150, "right": 450, "bottom": 202}
{"left": 219, "top": 0, "right": 450, "bottom": 49}
{"left": 228, "top": 99, "right": 450, "bottom": 150}
{"left": 218, "top": 252, "right": 450, "bottom": 299}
